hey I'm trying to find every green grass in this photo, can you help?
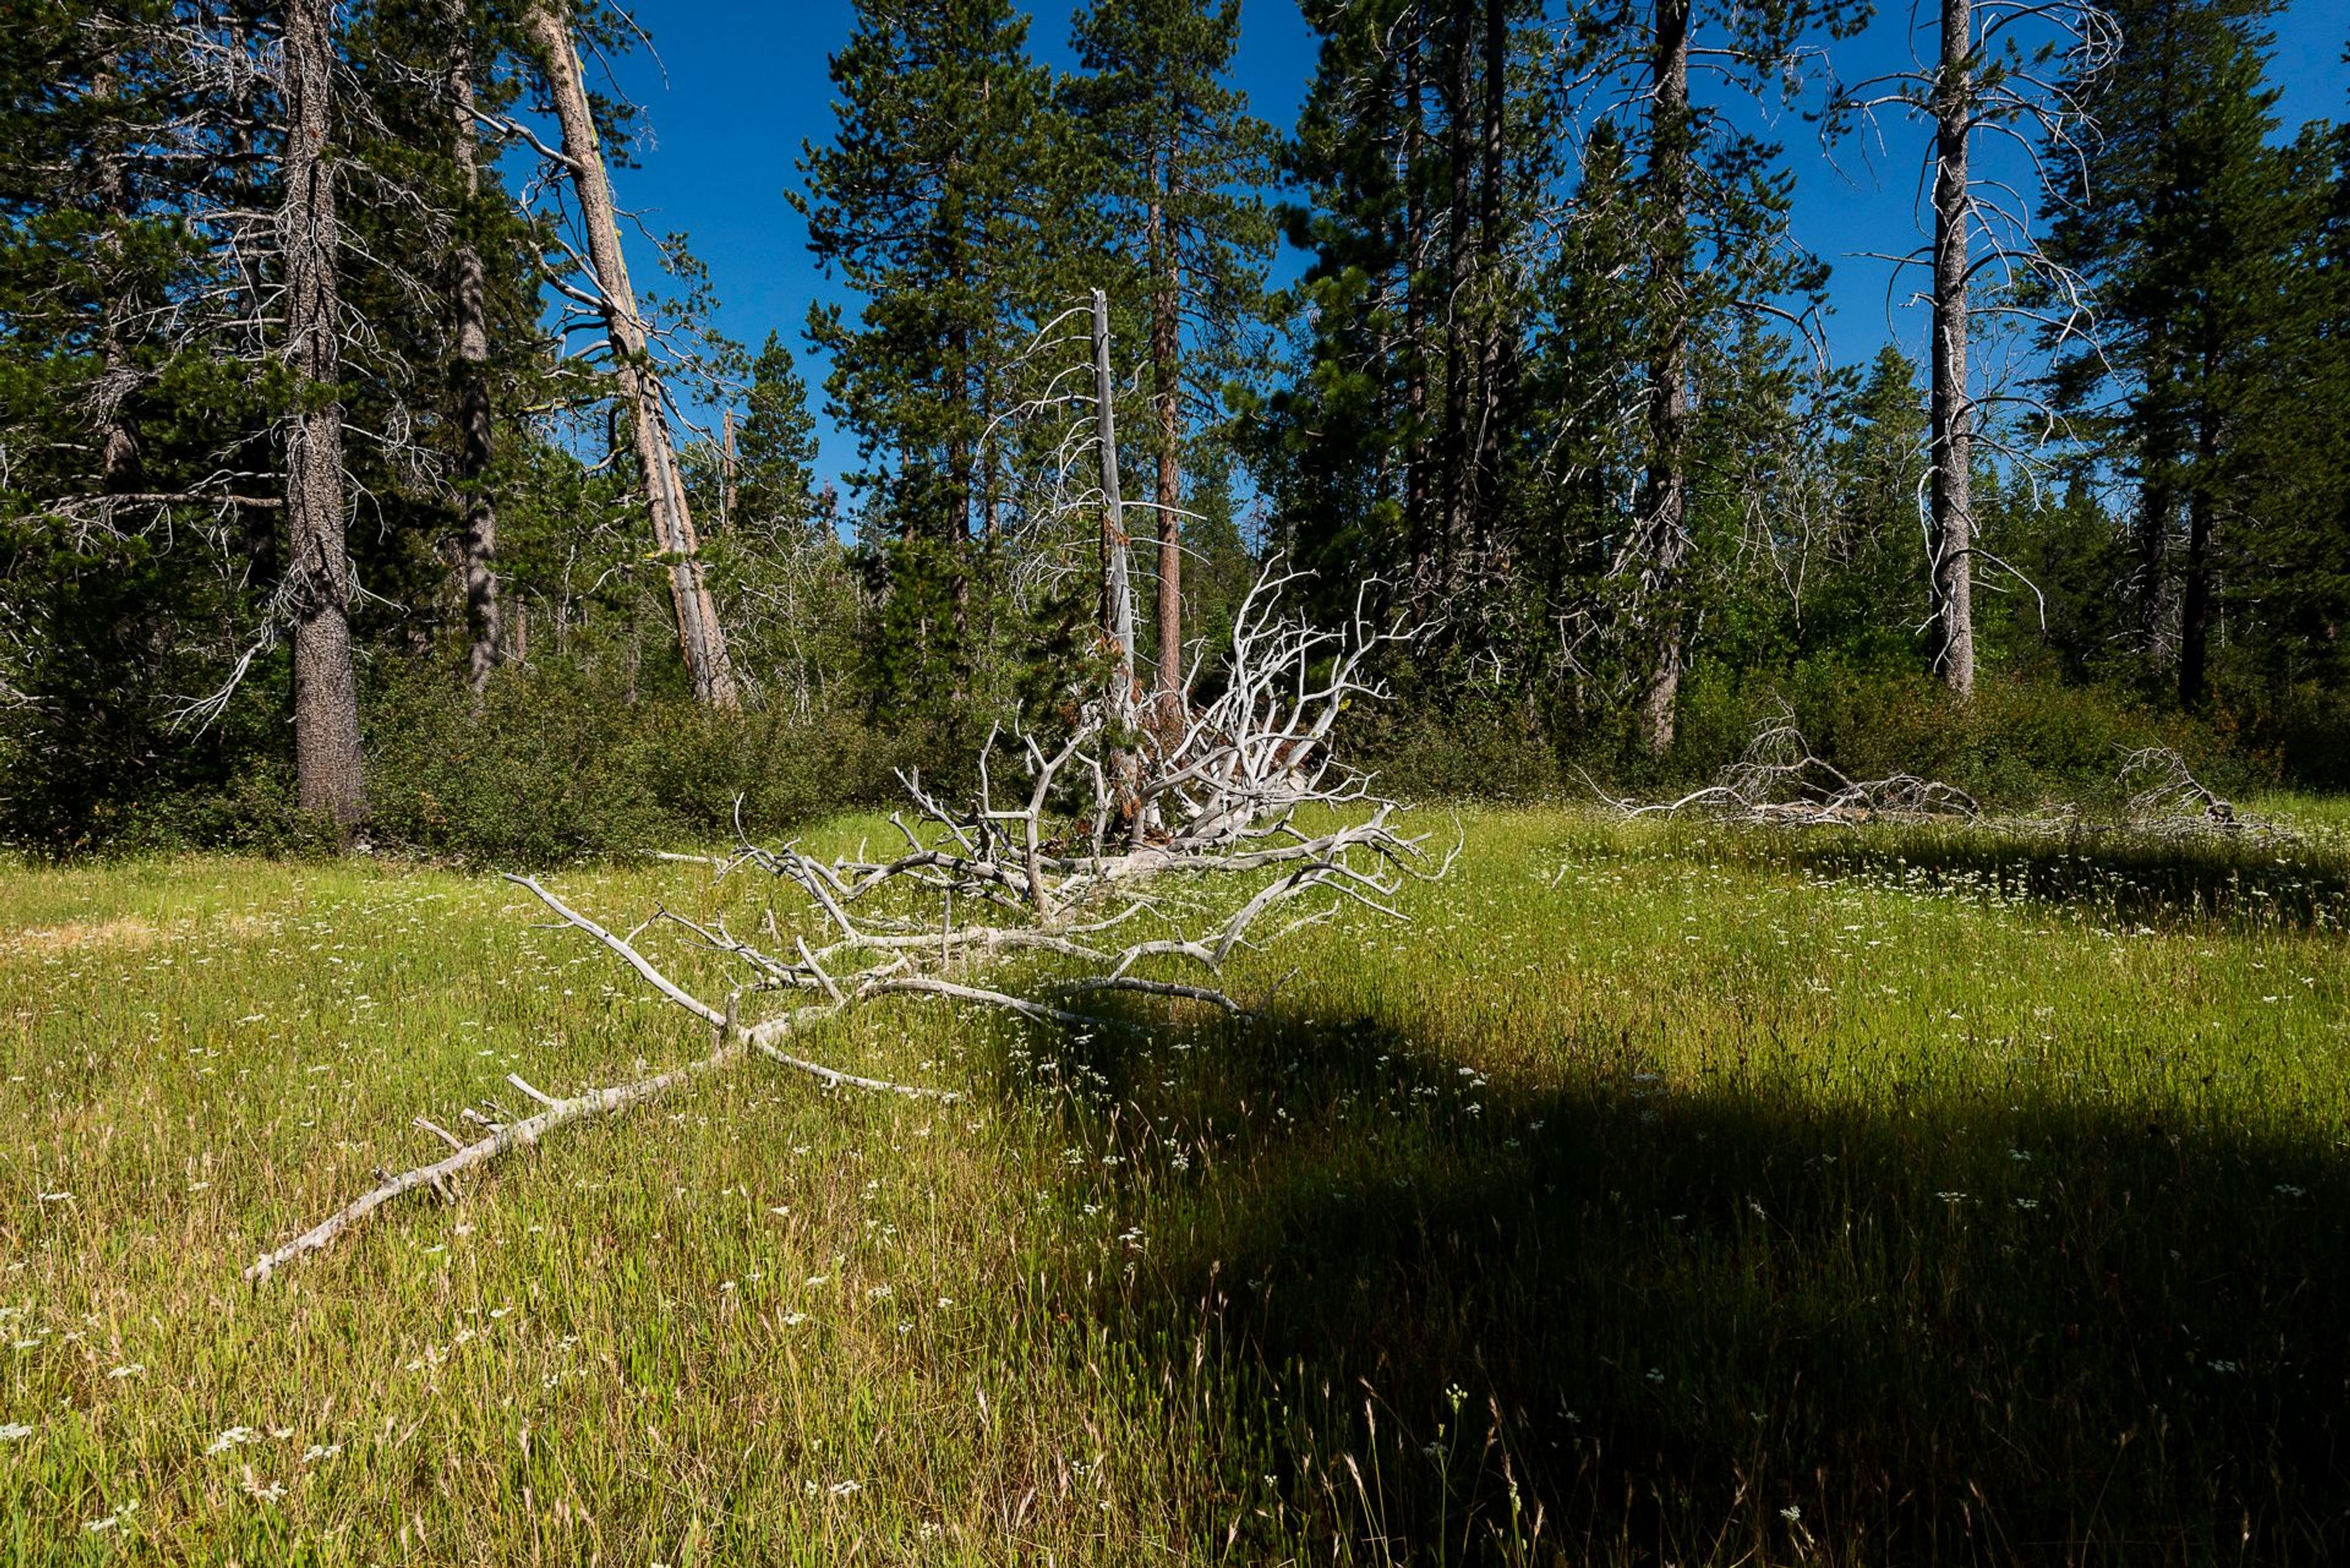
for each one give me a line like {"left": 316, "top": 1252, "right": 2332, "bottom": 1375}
{"left": 1, "top": 809, "right": 2346, "bottom": 1563}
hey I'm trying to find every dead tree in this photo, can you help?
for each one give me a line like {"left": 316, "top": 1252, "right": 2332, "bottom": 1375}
{"left": 1090, "top": 289, "right": 1139, "bottom": 704}
{"left": 1927, "top": 0, "right": 1977, "bottom": 698}
{"left": 1633, "top": 0, "right": 1696, "bottom": 757}
{"left": 245, "top": 564, "right": 1447, "bottom": 1280}
{"left": 1835, "top": 0, "right": 2116, "bottom": 698}
{"left": 1595, "top": 704, "right": 1981, "bottom": 824}
{"left": 282, "top": 0, "right": 367, "bottom": 828}
{"left": 521, "top": 0, "right": 737, "bottom": 709}
{"left": 447, "top": 4, "right": 499, "bottom": 695}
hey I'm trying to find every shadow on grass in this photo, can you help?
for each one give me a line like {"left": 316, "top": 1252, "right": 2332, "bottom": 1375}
{"left": 1023, "top": 1005, "right": 2350, "bottom": 1567}
{"left": 1707, "top": 822, "right": 2350, "bottom": 930}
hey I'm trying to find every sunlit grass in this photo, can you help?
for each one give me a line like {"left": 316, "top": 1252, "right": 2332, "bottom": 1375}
{"left": 1, "top": 808, "right": 2345, "bottom": 1562}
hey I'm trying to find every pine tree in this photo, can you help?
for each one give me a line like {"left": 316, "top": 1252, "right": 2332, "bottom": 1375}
{"left": 1067, "top": 0, "right": 1274, "bottom": 711}
{"left": 1266, "top": 0, "right": 1557, "bottom": 617}
{"left": 2043, "top": 0, "right": 2304, "bottom": 709}
{"left": 796, "top": 0, "right": 1064, "bottom": 713}
{"left": 1587, "top": 0, "right": 1864, "bottom": 752}
{"left": 734, "top": 332, "right": 821, "bottom": 531}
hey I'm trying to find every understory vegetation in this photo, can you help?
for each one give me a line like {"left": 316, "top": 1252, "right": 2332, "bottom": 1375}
{"left": 4, "top": 808, "right": 2345, "bottom": 1563}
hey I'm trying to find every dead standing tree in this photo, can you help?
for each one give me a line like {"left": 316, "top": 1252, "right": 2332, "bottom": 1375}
{"left": 246, "top": 562, "right": 1448, "bottom": 1279}
{"left": 281, "top": 0, "right": 368, "bottom": 828}
{"left": 446, "top": 0, "right": 499, "bottom": 695}
{"left": 1833, "top": 0, "right": 2117, "bottom": 698}
{"left": 520, "top": 0, "right": 736, "bottom": 709}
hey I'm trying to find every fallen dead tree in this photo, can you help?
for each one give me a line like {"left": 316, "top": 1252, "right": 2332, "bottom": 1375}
{"left": 1590, "top": 707, "right": 1982, "bottom": 826}
{"left": 2112, "top": 746, "right": 2283, "bottom": 838}
{"left": 247, "top": 565, "right": 1447, "bottom": 1280}
{"left": 1594, "top": 709, "right": 2281, "bottom": 842}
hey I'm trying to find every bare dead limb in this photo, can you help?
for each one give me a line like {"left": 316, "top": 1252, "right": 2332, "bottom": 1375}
{"left": 1595, "top": 705, "right": 1981, "bottom": 827}
{"left": 248, "top": 564, "right": 1444, "bottom": 1279}
{"left": 1602, "top": 718, "right": 2285, "bottom": 844}
{"left": 2116, "top": 749, "right": 2284, "bottom": 840}
{"left": 245, "top": 1021, "right": 748, "bottom": 1282}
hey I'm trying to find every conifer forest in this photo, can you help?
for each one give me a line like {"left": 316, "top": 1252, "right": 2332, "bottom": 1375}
{"left": 1, "top": 1, "right": 2348, "bottom": 1562}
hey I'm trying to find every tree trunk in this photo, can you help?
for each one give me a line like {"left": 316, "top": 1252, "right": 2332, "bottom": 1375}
{"left": 1471, "top": 0, "right": 1508, "bottom": 559}
{"left": 1402, "top": 16, "right": 1431, "bottom": 589}
{"left": 524, "top": 0, "right": 737, "bottom": 709}
{"left": 448, "top": 15, "right": 499, "bottom": 695}
{"left": 1636, "top": 0, "right": 1693, "bottom": 758}
{"left": 2137, "top": 472, "right": 2172, "bottom": 650}
{"left": 89, "top": 56, "right": 140, "bottom": 498}
{"left": 1147, "top": 146, "right": 1184, "bottom": 717}
{"left": 1438, "top": 1, "right": 1475, "bottom": 583}
{"left": 720, "top": 408, "right": 737, "bottom": 531}
{"left": 1927, "top": 0, "right": 1976, "bottom": 698}
{"left": 1091, "top": 288, "right": 1136, "bottom": 697}
{"left": 2180, "top": 400, "right": 2217, "bottom": 710}
{"left": 282, "top": 0, "right": 367, "bottom": 829}
{"left": 1091, "top": 288, "right": 1140, "bottom": 837}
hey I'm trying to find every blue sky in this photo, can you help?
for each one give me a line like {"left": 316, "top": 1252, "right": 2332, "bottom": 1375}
{"left": 599, "top": 0, "right": 2345, "bottom": 487}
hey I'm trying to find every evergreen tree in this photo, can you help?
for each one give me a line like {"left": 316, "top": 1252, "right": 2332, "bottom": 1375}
{"left": 1584, "top": 0, "right": 1865, "bottom": 751}
{"left": 1264, "top": 0, "right": 1559, "bottom": 621}
{"left": 2043, "top": 0, "right": 2306, "bottom": 709}
{"left": 734, "top": 331, "right": 821, "bottom": 530}
{"left": 795, "top": 0, "right": 1066, "bottom": 713}
{"left": 1066, "top": 0, "right": 1275, "bottom": 706}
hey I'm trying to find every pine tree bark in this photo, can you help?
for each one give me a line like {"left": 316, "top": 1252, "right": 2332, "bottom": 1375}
{"left": 524, "top": 0, "right": 737, "bottom": 709}
{"left": 282, "top": 0, "right": 367, "bottom": 829}
{"left": 1438, "top": 1, "right": 1476, "bottom": 583}
{"left": 1402, "top": 17, "right": 1432, "bottom": 589}
{"left": 1147, "top": 144, "right": 1184, "bottom": 716}
{"left": 1092, "top": 288, "right": 1137, "bottom": 696}
{"left": 1471, "top": 0, "right": 1508, "bottom": 558}
{"left": 1636, "top": 0, "right": 1693, "bottom": 757}
{"left": 1927, "top": 0, "right": 1977, "bottom": 698}
{"left": 89, "top": 55, "right": 140, "bottom": 496}
{"left": 2180, "top": 391, "right": 2218, "bottom": 710}
{"left": 448, "top": 15, "right": 499, "bottom": 695}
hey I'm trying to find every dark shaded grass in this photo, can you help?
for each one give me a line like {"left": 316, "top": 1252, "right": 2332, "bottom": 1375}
{"left": 1691, "top": 821, "right": 2350, "bottom": 931}
{"left": 1031, "top": 1003, "right": 2350, "bottom": 1566}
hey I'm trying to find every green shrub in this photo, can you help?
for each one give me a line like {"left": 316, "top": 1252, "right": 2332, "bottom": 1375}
{"left": 363, "top": 664, "right": 916, "bottom": 867}
{"left": 1346, "top": 693, "right": 1564, "bottom": 803}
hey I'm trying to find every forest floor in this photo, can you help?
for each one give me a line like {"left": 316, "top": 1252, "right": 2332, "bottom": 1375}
{"left": 2, "top": 806, "right": 2348, "bottom": 1564}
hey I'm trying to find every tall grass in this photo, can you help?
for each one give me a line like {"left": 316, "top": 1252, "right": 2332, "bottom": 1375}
{"left": 0, "top": 810, "right": 2344, "bottom": 1562}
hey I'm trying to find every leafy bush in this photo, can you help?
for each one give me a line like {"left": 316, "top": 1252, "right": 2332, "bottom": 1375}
{"left": 1346, "top": 692, "right": 1564, "bottom": 803}
{"left": 363, "top": 664, "right": 917, "bottom": 867}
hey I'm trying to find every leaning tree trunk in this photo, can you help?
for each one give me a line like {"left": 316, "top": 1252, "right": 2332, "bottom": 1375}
{"left": 1927, "top": 0, "right": 1977, "bottom": 698}
{"left": 282, "top": 0, "right": 367, "bottom": 829}
{"left": 524, "top": 0, "right": 736, "bottom": 709}
{"left": 1635, "top": 0, "right": 1693, "bottom": 758}
{"left": 1146, "top": 146, "right": 1184, "bottom": 720}
{"left": 447, "top": 15, "right": 499, "bottom": 693}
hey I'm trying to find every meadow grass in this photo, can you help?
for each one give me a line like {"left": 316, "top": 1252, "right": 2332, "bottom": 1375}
{"left": 0, "top": 808, "right": 2345, "bottom": 1564}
